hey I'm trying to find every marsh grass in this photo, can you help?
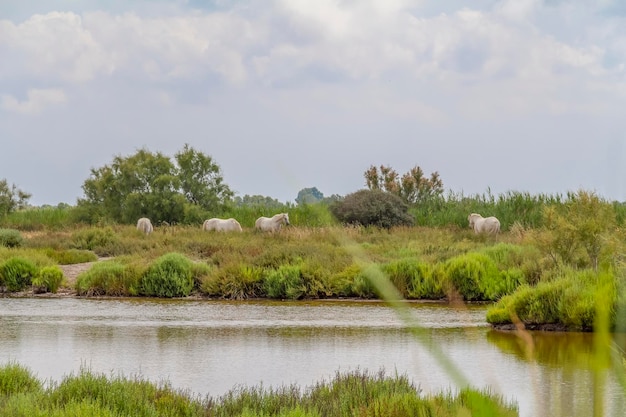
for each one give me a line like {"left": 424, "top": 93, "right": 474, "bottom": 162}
{"left": 0, "top": 364, "right": 518, "bottom": 417}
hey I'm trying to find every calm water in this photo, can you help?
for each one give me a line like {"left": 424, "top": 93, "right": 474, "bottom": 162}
{"left": 0, "top": 298, "right": 624, "bottom": 417}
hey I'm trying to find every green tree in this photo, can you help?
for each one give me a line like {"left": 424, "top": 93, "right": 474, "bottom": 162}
{"left": 175, "top": 144, "right": 233, "bottom": 211}
{"left": 77, "top": 146, "right": 232, "bottom": 224}
{"left": 364, "top": 165, "right": 443, "bottom": 204}
{"left": 296, "top": 187, "right": 324, "bottom": 205}
{"left": 0, "top": 179, "right": 31, "bottom": 217}
{"left": 234, "top": 195, "right": 285, "bottom": 209}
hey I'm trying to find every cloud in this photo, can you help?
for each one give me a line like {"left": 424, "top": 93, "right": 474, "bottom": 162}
{"left": 1, "top": 88, "right": 67, "bottom": 114}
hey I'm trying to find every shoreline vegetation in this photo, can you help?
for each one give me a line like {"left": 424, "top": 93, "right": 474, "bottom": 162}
{"left": 0, "top": 363, "right": 518, "bottom": 417}
{"left": 0, "top": 189, "right": 625, "bottom": 334}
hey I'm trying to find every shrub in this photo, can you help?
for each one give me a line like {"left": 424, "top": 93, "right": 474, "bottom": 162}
{"left": 0, "top": 257, "right": 38, "bottom": 292}
{"left": 329, "top": 189, "right": 414, "bottom": 229}
{"left": 264, "top": 264, "right": 305, "bottom": 300}
{"left": 140, "top": 253, "right": 194, "bottom": 298}
{"left": 444, "top": 253, "right": 501, "bottom": 301}
{"left": 32, "top": 265, "right": 64, "bottom": 294}
{"left": 44, "top": 249, "right": 98, "bottom": 265}
{"left": 200, "top": 264, "right": 263, "bottom": 299}
{"left": 70, "top": 227, "right": 119, "bottom": 255}
{"left": 75, "top": 261, "right": 139, "bottom": 297}
{"left": 0, "top": 363, "right": 42, "bottom": 396}
{"left": 0, "top": 229, "right": 23, "bottom": 248}
{"left": 382, "top": 258, "right": 444, "bottom": 299}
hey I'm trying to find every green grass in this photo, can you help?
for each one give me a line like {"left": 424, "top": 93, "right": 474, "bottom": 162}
{"left": 0, "top": 364, "right": 518, "bottom": 417}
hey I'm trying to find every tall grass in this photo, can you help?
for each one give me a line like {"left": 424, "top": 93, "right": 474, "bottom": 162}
{"left": 0, "top": 364, "right": 518, "bottom": 417}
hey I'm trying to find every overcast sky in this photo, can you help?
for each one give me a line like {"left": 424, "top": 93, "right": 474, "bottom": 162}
{"left": 1, "top": 0, "right": 626, "bottom": 206}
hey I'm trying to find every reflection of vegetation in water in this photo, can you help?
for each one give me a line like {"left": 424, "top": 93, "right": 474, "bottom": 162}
{"left": 486, "top": 330, "right": 596, "bottom": 369}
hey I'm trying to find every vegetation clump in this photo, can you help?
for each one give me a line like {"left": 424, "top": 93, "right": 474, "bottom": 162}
{"left": 0, "top": 257, "right": 38, "bottom": 292}
{"left": 0, "top": 228, "right": 23, "bottom": 248}
{"left": 140, "top": 253, "right": 194, "bottom": 298}
{"left": 330, "top": 189, "right": 414, "bottom": 228}
{"left": 0, "top": 364, "right": 518, "bottom": 417}
{"left": 32, "top": 265, "right": 64, "bottom": 294}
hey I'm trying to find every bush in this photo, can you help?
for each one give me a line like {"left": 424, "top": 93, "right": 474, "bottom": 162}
{"left": 0, "top": 257, "right": 38, "bottom": 292}
{"left": 329, "top": 189, "right": 414, "bottom": 229}
{"left": 0, "top": 229, "right": 23, "bottom": 248}
{"left": 200, "top": 264, "right": 264, "bottom": 299}
{"left": 0, "top": 363, "right": 42, "bottom": 396}
{"left": 140, "top": 253, "right": 194, "bottom": 298}
{"left": 264, "top": 264, "right": 306, "bottom": 300}
{"left": 70, "top": 227, "right": 119, "bottom": 255}
{"left": 32, "top": 265, "right": 64, "bottom": 294}
{"left": 44, "top": 249, "right": 98, "bottom": 265}
{"left": 76, "top": 261, "right": 139, "bottom": 297}
{"left": 444, "top": 253, "right": 501, "bottom": 301}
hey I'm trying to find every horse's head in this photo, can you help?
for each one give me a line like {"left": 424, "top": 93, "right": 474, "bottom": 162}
{"left": 282, "top": 213, "right": 290, "bottom": 225}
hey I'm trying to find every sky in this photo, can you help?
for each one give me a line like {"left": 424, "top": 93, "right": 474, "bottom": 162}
{"left": 1, "top": 0, "right": 626, "bottom": 206}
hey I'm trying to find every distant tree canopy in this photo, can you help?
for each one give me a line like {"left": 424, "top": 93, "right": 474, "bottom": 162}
{"left": 364, "top": 165, "right": 443, "bottom": 204}
{"left": 296, "top": 187, "right": 324, "bottom": 205}
{"left": 0, "top": 179, "right": 31, "bottom": 217}
{"left": 76, "top": 145, "right": 233, "bottom": 224}
{"left": 233, "top": 194, "right": 285, "bottom": 209}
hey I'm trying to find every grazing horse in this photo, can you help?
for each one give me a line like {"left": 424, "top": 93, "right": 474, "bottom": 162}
{"left": 202, "top": 218, "right": 243, "bottom": 232}
{"left": 468, "top": 213, "right": 500, "bottom": 237}
{"left": 136, "top": 217, "right": 154, "bottom": 235}
{"left": 255, "top": 213, "right": 290, "bottom": 232}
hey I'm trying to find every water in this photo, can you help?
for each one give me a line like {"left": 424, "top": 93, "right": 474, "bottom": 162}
{"left": 0, "top": 298, "right": 624, "bottom": 416}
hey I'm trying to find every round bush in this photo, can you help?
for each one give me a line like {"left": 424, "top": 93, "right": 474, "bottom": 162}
{"left": 141, "top": 253, "right": 194, "bottom": 298}
{"left": 0, "top": 257, "right": 38, "bottom": 292}
{"left": 329, "top": 189, "right": 414, "bottom": 228}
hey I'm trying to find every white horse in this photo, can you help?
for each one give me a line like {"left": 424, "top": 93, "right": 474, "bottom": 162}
{"left": 468, "top": 213, "right": 500, "bottom": 236}
{"left": 202, "top": 218, "right": 243, "bottom": 232}
{"left": 136, "top": 217, "right": 154, "bottom": 235}
{"left": 255, "top": 213, "right": 290, "bottom": 232}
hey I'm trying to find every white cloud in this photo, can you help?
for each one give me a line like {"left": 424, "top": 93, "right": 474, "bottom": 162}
{"left": 1, "top": 88, "right": 67, "bottom": 114}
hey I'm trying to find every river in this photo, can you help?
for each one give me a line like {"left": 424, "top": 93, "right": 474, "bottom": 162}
{"left": 0, "top": 298, "right": 624, "bottom": 417}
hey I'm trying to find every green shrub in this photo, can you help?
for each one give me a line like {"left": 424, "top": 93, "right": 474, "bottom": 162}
{"left": 70, "top": 227, "right": 119, "bottom": 255}
{"left": 329, "top": 189, "right": 414, "bottom": 229}
{"left": 264, "top": 264, "right": 305, "bottom": 300}
{"left": 0, "top": 363, "right": 42, "bottom": 396}
{"left": 444, "top": 253, "right": 500, "bottom": 301}
{"left": 190, "top": 261, "right": 213, "bottom": 290}
{"left": 201, "top": 264, "right": 264, "bottom": 299}
{"left": 44, "top": 249, "right": 98, "bottom": 265}
{"left": 382, "top": 258, "right": 444, "bottom": 299}
{"left": 0, "top": 229, "right": 23, "bottom": 248}
{"left": 140, "top": 253, "right": 194, "bottom": 298}
{"left": 0, "top": 257, "right": 38, "bottom": 292}
{"left": 32, "top": 265, "right": 64, "bottom": 294}
{"left": 75, "top": 261, "right": 138, "bottom": 297}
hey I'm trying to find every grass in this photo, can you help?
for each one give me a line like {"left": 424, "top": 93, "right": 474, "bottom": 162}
{"left": 0, "top": 364, "right": 518, "bottom": 417}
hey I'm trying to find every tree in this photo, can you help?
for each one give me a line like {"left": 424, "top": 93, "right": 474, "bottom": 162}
{"left": 175, "top": 144, "right": 233, "bottom": 210}
{"left": 296, "top": 187, "right": 324, "bottom": 205}
{"left": 0, "top": 179, "right": 31, "bottom": 217}
{"left": 364, "top": 165, "right": 443, "bottom": 204}
{"left": 77, "top": 146, "right": 232, "bottom": 224}
{"left": 329, "top": 189, "right": 414, "bottom": 229}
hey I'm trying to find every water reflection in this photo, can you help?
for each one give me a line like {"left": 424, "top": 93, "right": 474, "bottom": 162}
{"left": 0, "top": 298, "right": 624, "bottom": 417}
